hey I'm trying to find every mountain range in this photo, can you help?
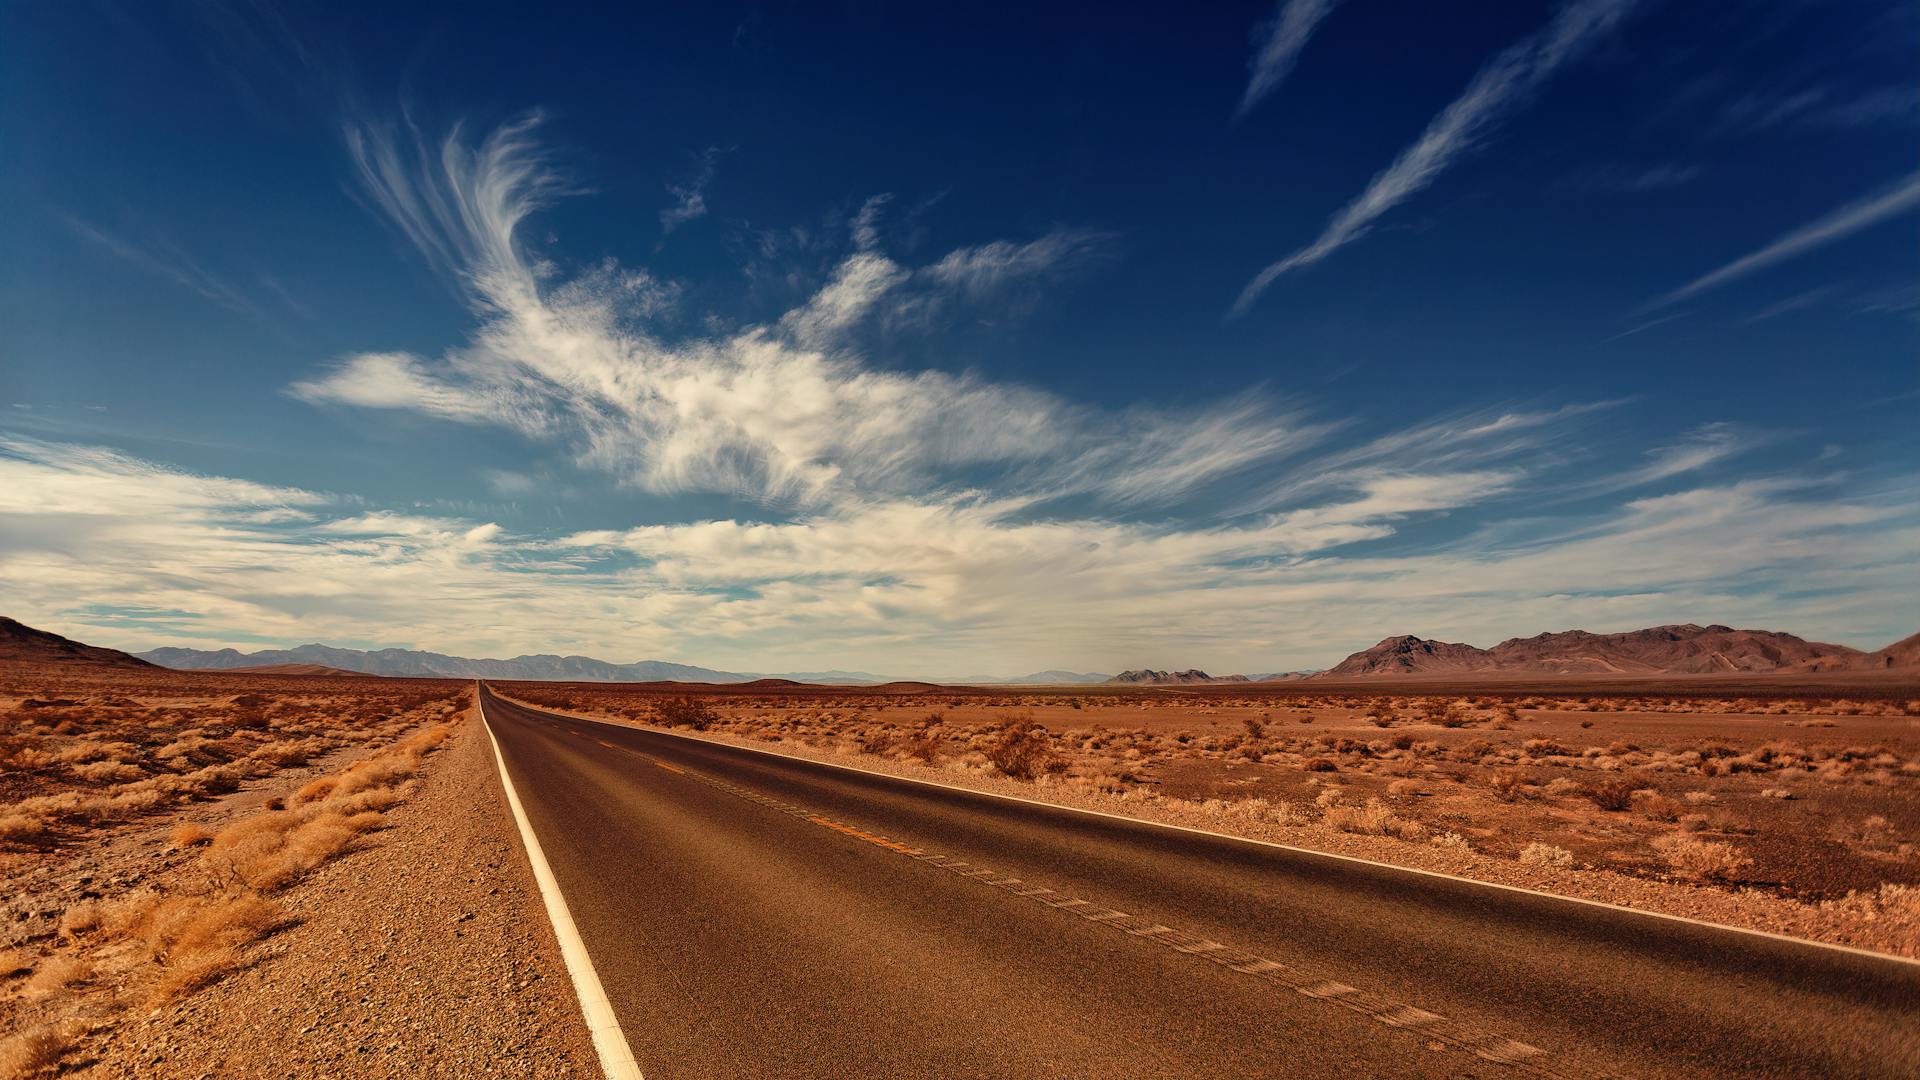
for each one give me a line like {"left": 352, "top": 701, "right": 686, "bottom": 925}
{"left": 1319, "top": 624, "right": 1920, "bottom": 678}
{"left": 4, "top": 616, "right": 1912, "bottom": 684}
{"left": 1106, "top": 669, "right": 1250, "bottom": 685}
{"left": 0, "top": 617, "right": 155, "bottom": 669}
{"left": 132, "top": 641, "right": 1112, "bottom": 686}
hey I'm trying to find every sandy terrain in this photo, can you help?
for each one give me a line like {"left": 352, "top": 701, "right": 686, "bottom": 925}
{"left": 0, "top": 670, "right": 596, "bottom": 1078}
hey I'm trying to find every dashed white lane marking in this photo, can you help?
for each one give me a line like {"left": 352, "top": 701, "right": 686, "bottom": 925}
{"left": 581, "top": 729, "right": 1586, "bottom": 1078}
{"left": 480, "top": 696, "right": 645, "bottom": 1080}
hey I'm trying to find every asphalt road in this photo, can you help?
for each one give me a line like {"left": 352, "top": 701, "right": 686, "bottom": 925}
{"left": 477, "top": 685, "right": 1920, "bottom": 1079}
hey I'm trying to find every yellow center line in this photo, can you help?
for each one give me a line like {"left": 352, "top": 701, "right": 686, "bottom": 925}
{"left": 653, "top": 760, "right": 686, "bottom": 774}
{"left": 807, "top": 814, "right": 924, "bottom": 855}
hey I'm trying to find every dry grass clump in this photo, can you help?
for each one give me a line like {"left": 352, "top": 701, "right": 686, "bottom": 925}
{"left": 168, "top": 821, "right": 212, "bottom": 849}
{"left": 0, "top": 674, "right": 467, "bottom": 852}
{"left": 1819, "top": 884, "right": 1920, "bottom": 945}
{"left": 0, "top": 700, "right": 467, "bottom": 1070}
{"left": 202, "top": 808, "right": 385, "bottom": 890}
{"left": 0, "top": 1022, "right": 79, "bottom": 1080}
{"left": 22, "top": 955, "right": 91, "bottom": 996}
{"left": 0, "top": 811, "right": 53, "bottom": 847}
{"left": 1320, "top": 796, "right": 1428, "bottom": 841}
{"left": 1519, "top": 843, "right": 1574, "bottom": 868}
{"left": 1651, "top": 833, "right": 1750, "bottom": 881}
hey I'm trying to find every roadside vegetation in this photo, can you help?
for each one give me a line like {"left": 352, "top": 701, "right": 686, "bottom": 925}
{"left": 0, "top": 667, "right": 464, "bottom": 1077}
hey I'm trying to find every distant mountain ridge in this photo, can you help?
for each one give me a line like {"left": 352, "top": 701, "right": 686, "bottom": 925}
{"left": 139, "top": 643, "right": 777, "bottom": 683}
{"left": 1107, "top": 669, "right": 1249, "bottom": 685}
{"left": 1318, "top": 624, "right": 1916, "bottom": 678}
{"left": 133, "top": 642, "right": 1109, "bottom": 686}
{"left": 1, "top": 617, "right": 156, "bottom": 669}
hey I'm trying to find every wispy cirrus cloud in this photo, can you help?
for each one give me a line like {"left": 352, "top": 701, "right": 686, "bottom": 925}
{"left": 659, "top": 145, "right": 724, "bottom": 236}
{"left": 300, "top": 114, "right": 1265, "bottom": 510}
{"left": 1650, "top": 168, "right": 1920, "bottom": 309}
{"left": 63, "top": 216, "right": 280, "bottom": 325}
{"left": 1234, "top": 0, "right": 1343, "bottom": 119}
{"left": 1229, "top": 0, "right": 1638, "bottom": 317}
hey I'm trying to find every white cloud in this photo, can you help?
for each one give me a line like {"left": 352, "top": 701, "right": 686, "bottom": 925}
{"left": 1230, "top": 0, "right": 1637, "bottom": 316}
{"left": 1236, "top": 0, "right": 1343, "bottom": 119}
{"left": 299, "top": 116, "right": 1284, "bottom": 511}
{"left": 1652, "top": 169, "right": 1920, "bottom": 308}
{"left": 3, "top": 436, "right": 1912, "bottom": 675}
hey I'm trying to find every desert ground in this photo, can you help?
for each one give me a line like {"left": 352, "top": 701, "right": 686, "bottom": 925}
{"left": 0, "top": 665, "right": 599, "bottom": 1077}
{"left": 3, "top": 662, "right": 1918, "bottom": 1076}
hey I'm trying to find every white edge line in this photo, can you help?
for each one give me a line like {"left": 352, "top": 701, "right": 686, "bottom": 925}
{"left": 489, "top": 685, "right": 1920, "bottom": 971}
{"left": 479, "top": 688, "right": 646, "bottom": 1080}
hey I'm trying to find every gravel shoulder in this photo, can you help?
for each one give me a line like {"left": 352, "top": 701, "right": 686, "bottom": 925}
{"left": 73, "top": 704, "right": 600, "bottom": 1078}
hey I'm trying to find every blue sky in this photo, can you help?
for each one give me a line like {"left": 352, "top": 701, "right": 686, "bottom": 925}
{"left": 2, "top": 0, "right": 1915, "bottom": 676}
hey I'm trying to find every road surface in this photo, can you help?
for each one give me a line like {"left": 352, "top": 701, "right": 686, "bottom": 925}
{"left": 477, "top": 685, "right": 1920, "bottom": 1079}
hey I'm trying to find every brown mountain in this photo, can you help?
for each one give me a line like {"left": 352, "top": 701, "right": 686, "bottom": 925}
{"left": 1793, "top": 630, "right": 1920, "bottom": 673}
{"left": 224, "top": 663, "right": 370, "bottom": 676}
{"left": 1107, "top": 669, "right": 1248, "bottom": 685}
{"left": 0, "top": 617, "right": 157, "bottom": 669}
{"left": 1320, "top": 624, "right": 1884, "bottom": 678}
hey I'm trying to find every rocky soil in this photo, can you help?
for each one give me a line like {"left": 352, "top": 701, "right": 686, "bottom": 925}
{"left": 3, "top": 706, "right": 598, "bottom": 1078}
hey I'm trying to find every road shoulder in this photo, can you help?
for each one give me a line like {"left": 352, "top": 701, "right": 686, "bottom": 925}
{"left": 77, "top": 706, "right": 602, "bottom": 1077}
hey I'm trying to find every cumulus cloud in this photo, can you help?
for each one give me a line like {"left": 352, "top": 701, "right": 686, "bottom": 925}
{"left": 1230, "top": 0, "right": 1638, "bottom": 316}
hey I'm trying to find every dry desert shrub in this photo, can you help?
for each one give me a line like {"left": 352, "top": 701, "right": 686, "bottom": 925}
{"left": 114, "top": 891, "right": 287, "bottom": 963}
{"left": 0, "top": 811, "right": 53, "bottom": 846}
{"left": 899, "top": 730, "right": 943, "bottom": 764}
{"left": 1518, "top": 843, "right": 1574, "bottom": 868}
{"left": 1431, "top": 831, "right": 1472, "bottom": 852}
{"left": 1651, "top": 833, "right": 1750, "bottom": 881}
{"left": 22, "top": 954, "right": 91, "bottom": 996}
{"left": 1819, "top": 884, "right": 1920, "bottom": 943}
{"left": 0, "top": 1023, "right": 77, "bottom": 1080}
{"left": 654, "top": 696, "right": 717, "bottom": 730}
{"left": 984, "top": 718, "right": 1058, "bottom": 780}
{"left": 1583, "top": 777, "right": 1638, "bottom": 812}
{"left": 203, "top": 807, "right": 385, "bottom": 890}
{"left": 1489, "top": 769, "right": 1531, "bottom": 802}
{"left": 169, "top": 822, "right": 212, "bottom": 849}
{"left": 1323, "top": 798, "right": 1427, "bottom": 841}
{"left": 1633, "top": 791, "right": 1683, "bottom": 822}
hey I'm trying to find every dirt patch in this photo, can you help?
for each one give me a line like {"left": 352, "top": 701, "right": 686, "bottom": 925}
{"left": 1, "top": 691, "right": 598, "bottom": 1078}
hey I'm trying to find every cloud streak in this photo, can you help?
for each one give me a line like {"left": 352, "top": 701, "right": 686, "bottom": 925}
{"left": 1235, "top": 0, "right": 1342, "bottom": 119}
{"left": 659, "top": 145, "right": 723, "bottom": 236}
{"left": 3, "top": 435, "right": 1913, "bottom": 676}
{"left": 300, "top": 115, "right": 1267, "bottom": 510}
{"left": 1652, "top": 169, "right": 1920, "bottom": 309}
{"left": 1230, "top": 0, "right": 1637, "bottom": 317}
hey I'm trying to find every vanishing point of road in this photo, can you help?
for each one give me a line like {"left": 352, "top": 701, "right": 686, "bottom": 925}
{"left": 477, "top": 685, "right": 1920, "bottom": 1079}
